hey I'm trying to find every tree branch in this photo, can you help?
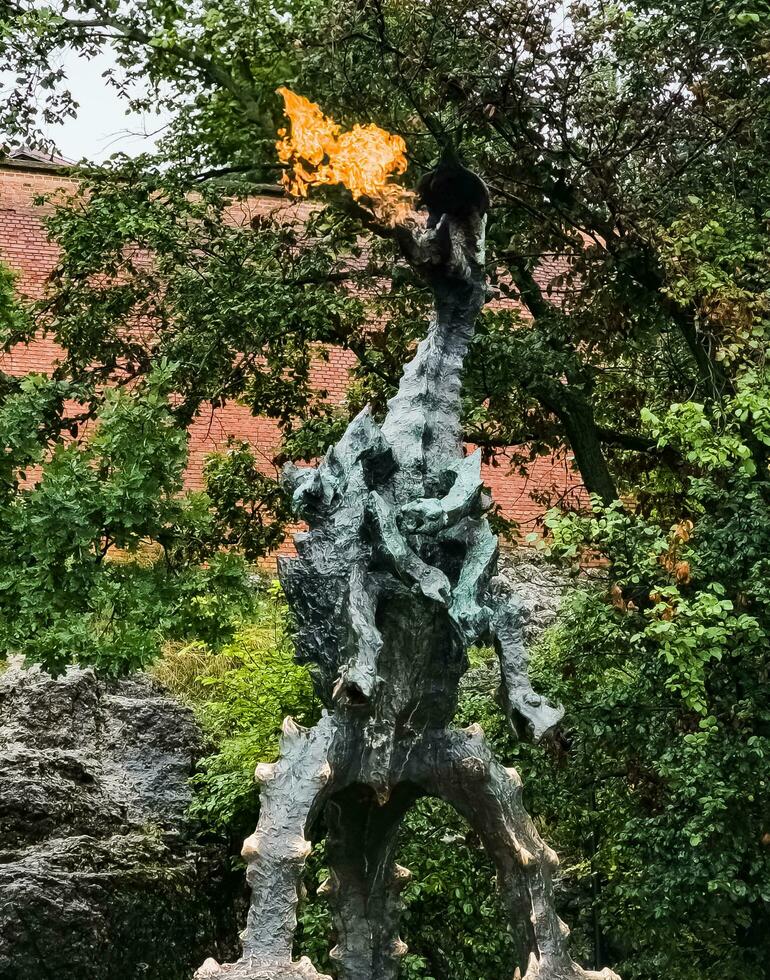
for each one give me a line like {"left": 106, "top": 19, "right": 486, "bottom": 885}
{"left": 56, "top": 5, "right": 264, "bottom": 124}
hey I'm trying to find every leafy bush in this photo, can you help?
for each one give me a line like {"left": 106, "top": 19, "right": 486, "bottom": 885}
{"left": 161, "top": 586, "right": 320, "bottom": 837}
{"left": 0, "top": 362, "right": 286, "bottom": 675}
{"left": 530, "top": 426, "right": 770, "bottom": 978}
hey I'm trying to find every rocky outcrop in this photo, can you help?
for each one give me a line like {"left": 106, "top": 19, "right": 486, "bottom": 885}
{"left": 0, "top": 659, "right": 241, "bottom": 980}
{"left": 459, "top": 547, "right": 585, "bottom": 709}
{"left": 497, "top": 548, "right": 578, "bottom": 643}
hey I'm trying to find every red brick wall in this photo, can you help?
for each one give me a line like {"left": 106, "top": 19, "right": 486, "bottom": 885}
{"left": 0, "top": 161, "right": 581, "bottom": 557}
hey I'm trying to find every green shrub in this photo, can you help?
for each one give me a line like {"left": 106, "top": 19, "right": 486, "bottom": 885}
{"left": 173, "top": 585, "right": 320, "bottom": 836}
{"left": 0, "top": 360, "right": 287, "bottom": 676}
{"left": 527, "top": 489, "right": 770, "bottom": 978}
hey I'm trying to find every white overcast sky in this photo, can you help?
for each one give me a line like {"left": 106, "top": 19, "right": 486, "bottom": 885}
{"left": 32, "top": 2, "right": 574, "bottom": 163}
{"left": 40, "top": 48, "right": 170, "bottom": 163}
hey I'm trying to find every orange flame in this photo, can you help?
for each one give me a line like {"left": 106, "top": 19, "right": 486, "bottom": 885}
{"left": 276, "top": 87, "right": 414, "bottom": 223}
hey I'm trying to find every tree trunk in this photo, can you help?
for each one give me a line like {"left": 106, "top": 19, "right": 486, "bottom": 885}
{"left": 559, "top": 394, "right": 618, "bottom": 506}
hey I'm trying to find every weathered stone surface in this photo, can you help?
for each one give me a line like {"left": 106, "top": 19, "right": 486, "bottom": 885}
{"left": 497, "top": 549, "right": 577, "bottom": 643}
{"left": 0, "top": 658, "right": 241, "bottom": 980}
{"left": 460, "top": 548, "right": 580, "bottom": 706}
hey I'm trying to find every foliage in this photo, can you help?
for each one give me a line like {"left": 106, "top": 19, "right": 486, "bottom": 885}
{"left": 521, "top": 356, "right": 770, "bottom": 976}
{"left": 3, "top": 2, "right": 770, "bottom": 976}
{"left": 0, "top": 362, "right": 267, "bottom": 674}
{"left": 203, "top": 441, "right": 293, "bottom": 559}
{"left": 10, "top": 175, "right": 368, "bottom": 434}
{"left": 501, "top": 578, "right": 770, "bottom": 980}
{"left": 1, "top": 259, "right": 292, "bottom": 677}
{"left": 169, "top": 585, "right": 320, "bottom": 836}
{"left": 0, "top": 262, "right": 29, "bottom": 339}
{"left": 535, "top": 446, "right": 770, "bottom": 975}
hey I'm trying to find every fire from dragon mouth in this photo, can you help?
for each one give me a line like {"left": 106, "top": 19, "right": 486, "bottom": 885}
{"left": 275, "top": 87, "right": 415, "bottom": 224}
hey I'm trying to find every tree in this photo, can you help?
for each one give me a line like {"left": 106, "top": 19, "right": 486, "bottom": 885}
{"left": 1, "top": 258, "right": 289, "bottom": 674}
{"left": 3, "top": 1, "right": 770, "bottom": 976}
{"left": 4, "top": 0, "right": 769, "bottom": 504}
{"left": 0, "top": 342, "right": 293, "bottom": 672}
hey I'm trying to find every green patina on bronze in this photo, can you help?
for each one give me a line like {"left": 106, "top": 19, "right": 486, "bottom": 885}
{"left": 196, "top": 176, "right": 618, "bottom": 980}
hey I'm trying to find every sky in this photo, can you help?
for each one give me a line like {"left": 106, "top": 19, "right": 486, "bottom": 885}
{"left": 40, "top": 48, "right": 170, "bottom": 164}
{"left": 32, "top": 4, "right": 575, "bottom": 164}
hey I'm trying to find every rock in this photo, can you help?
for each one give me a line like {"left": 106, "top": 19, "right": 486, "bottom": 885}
{"left": 0, "top": 658, "right": 241, "bottom": 980}
{"left": 460, "top": 547, "right": 588, "bottom": 706}
{"left": 496, "top": 548, "right": 577, "bottom": 643}
{"left": 193, "top": 956, "right": 331, "bottom": 980}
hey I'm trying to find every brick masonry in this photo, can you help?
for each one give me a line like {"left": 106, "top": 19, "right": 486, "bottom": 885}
{"left": 0, "top": 160, "right": 581, "bottom": 560}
